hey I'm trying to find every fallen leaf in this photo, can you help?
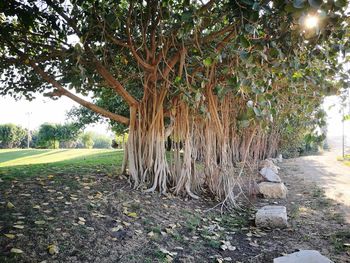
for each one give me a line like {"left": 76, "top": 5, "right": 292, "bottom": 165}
{"left": 127, "top": 212, "right": 138, "bottom": 218}
{"left": 7, "top": 202, "right": 15, "bottom": 209}
{"left": 78, "top": 217, "right": 86, "bottom": 222}
{"left": 48, "top": 244, "right": 59, "bottom": 255}
{"left": 13, "top": 225, "right": 24, "bottom": 229}
{"left": 220, "top": 241, "right": 236, "bottom": 251}
{"left": 165, "top": 255, "right": 173, "bottom": 262}
{"left": 249, "top": 241, "right": 259, "bottom": 247}
{"left": 34, "top": 220, "right": 46, "bottom": 225}
{"left": 47, "top": 175, "right": 54, "bottom": 179}
{"left": 122, "top": 221, "right": 131, "bottom": 226}
{"left": 10, "top": 248, "right": 23, "bottom": 254}
{"left": 111, "top": 225, "right": 123, "bottom": 232}
{"left": 33, "top": 205, "right": 41, "bottom": 209}
{"left": 4, "top": 233, "right": 15, "bottom": 239}
{"left": 94, "top": 192, "right": 103, "bottom": 199}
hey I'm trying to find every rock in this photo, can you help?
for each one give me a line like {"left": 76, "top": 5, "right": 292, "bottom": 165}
{"left": 273, "top": 250, "right": 333, "bottom": 263}
{"left": 277, "top": 154, "right": 283, "bottom": 163}
{"left": 260, "top": 159, "right": 280, "bottom": 174}
{"left": 258, "top": 182, "right": 287, "bottom": 198}
{"left": 259, "top": 167, "right": 281, "bottom": 183}
{"left": 255, "top": 206, "right": 287, "bottom": 228}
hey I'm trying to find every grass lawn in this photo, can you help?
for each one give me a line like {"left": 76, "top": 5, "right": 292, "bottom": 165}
{"left": 337, "top": 154, "right": 350, "bottom": 167}
{"left": 0, "top": 149, "right": 124, "bottom": 180}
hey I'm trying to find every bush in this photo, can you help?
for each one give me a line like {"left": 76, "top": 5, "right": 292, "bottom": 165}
{"left": 0, "top": 124, "right": 27, "bottom": 148}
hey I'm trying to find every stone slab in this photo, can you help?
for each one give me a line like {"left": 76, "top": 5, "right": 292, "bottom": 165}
{"left": 273, "top": 250, "right": 333, "bottom": 263}
{"left": 258, "top": 182, "right": 287, "bottom": 199}
{"left": 255, "top": 205, "right": 287, "bottom": 228}
{"left": 259, "top": 167, "right": 282, "bottom": 183}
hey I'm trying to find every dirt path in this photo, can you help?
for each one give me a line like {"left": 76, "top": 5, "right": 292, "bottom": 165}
{"left": 282, "top": 137, "right": 350, "bottom": 223}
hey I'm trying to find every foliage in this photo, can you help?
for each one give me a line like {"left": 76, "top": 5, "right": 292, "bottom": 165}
{"left": 80, "top": 132, "right": 94, "bottom": 149}
{"left": 114, "top": 133, "right": 128, "bottom": 148}
{"left": 0, "top": 0, "right": 349, "bottom": 202}
{"left": 90, "top": 132, "right": 112, "bottom": 149}
{"left": 37, "top": 123, "right": 81, "bottom": 149}
{"left": 37, "top": 123, "right": 60, "bottom": 149}
{"left": 278, "top": 108, "right": 327, "bottom": 158}
{"left": 0, "top": 123, "right": 27, "bottom": 148}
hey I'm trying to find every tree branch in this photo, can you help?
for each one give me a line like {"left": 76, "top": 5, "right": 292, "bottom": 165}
{"left": 6, "top": 40, "right": 129, "bottom": 125}
{"left": 126, "top": 4, "right": 154, "bottom": 72}
{"left": 29, "top": 60, "right": 130, "bottom": 125}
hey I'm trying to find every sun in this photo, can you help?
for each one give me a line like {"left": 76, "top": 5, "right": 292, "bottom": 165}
{"left": 304, "top": 15, "right": 319, "bottom": 29}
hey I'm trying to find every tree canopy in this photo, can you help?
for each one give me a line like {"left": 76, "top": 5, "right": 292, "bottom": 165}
{"left": 0, "top": 123, "right": 26, "bottom": 148}
{"left": 0, "top": 0, "right": 349, "bottom": 203}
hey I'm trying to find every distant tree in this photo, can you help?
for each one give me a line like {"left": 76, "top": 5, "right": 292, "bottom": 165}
{"left": 29, "top": 130, "right": 39, "bottom": 148}
{"left": 90, "top": 133, "right": 112, "bottom": 149}
{"left": 81, "top": 132, "right": 94, "bottom": 149}
{"left": 0, "top": 123, "right": 26, "bottom": 148}
{"left": 114, "top": 133, "right": 128, "bottom": 149}
{"left": 37, "top": 123, "right": 82, "bottom": 149}
{"left": 37, "top": 123, "right": 59, "bottom": 149}
{"left": 57, "top": 123, "right": 81, "bottom": 148}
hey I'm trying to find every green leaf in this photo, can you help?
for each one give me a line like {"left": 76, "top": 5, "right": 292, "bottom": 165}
{"left": 253, "top": 107, "right": 262, "bottom": 117}
{"left": 269, "top": 48, "right": 279, "bottom": 59}
{"left": 174, "top": 76, "right": 181, "bottom": 84}
{"left": 292, "top": 71, "right": 303, "bottom": 79}
{"left": 334, "top": 0, "right": 347, "bottom": 8}
{"left": 181, "top": 10, "right": 193, "bottom": 22}
{"left": 203, "top": 57, "right": 212, "bottom": 67}
{"left": 344, "top": 115, "right": 350, "bottom": 121}
{"left": 293, "top": 0, "right": 306, "bottom": 8}
{"left": 239, "top": 35, "right": 250, "bottom": 48}
{"left": 239, "top": 51, "right": 250, "bottom": 60}
{"left": 228, "top": 76, "right": 240, "bottom": 90}
{"left": 239, "top": 120, "right": 250, "bottom": 128}
{"left": 308, "top": 0, "right": 322, "bottom": 8}
{"left": 244, "top": 24, "right": 255, "bottom": 34}
{"left": 240, "top": 0, "right": 254, "bottom": 5}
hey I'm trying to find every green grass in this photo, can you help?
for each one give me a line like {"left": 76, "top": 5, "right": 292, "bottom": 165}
{"left": 331, "top": 230, "right": 350, "bottom": 253}
{"left": 0, "top": 149, "right": 124, "bottom": 180}
{"left": 337, "top": 154, "right": 350, "bottom": 167}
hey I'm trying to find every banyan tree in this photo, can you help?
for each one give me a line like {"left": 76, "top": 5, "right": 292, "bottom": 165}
{"left": 0, "top": 0, "right": 348, "bottom": 204}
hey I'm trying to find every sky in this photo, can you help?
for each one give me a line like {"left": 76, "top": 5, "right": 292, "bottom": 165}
{"left": 0, "top": 94, "right": 111, "bottom": 135}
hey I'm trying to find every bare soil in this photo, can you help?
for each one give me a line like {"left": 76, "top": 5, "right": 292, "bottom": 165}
{"left": 0, "top": 159, "right": 349, "bottom": 262}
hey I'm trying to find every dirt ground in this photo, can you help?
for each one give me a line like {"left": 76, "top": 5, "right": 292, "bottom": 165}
{"left": 0, "top": 158, "right": 350, "bottom": 262}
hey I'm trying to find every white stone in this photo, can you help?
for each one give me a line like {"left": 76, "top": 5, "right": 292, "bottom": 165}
{"left": 258, "top": 182, "right": 288, "bottom": 199}
{"left": 277, "top": 154, "right": 283, "bottom": 163}
{"left": 273, "top": 250, "right": 333, "bottom": 263}
{"left": 260, "top": 159, "right": 280, "bottom": 174}
{"left": 259, "top": 167, "right": 281, "bottom": 183}
{"left": 255, "top": 205, "right": 287, "bottom": 228}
